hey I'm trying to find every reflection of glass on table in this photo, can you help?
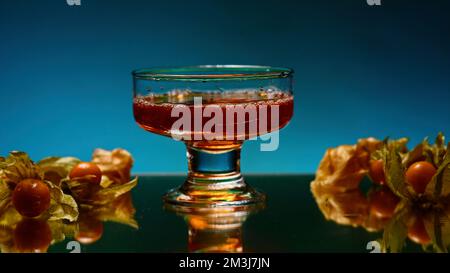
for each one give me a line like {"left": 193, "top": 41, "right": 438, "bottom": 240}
{"left": 165, "top": 203, "right": 263, "bottom": 253}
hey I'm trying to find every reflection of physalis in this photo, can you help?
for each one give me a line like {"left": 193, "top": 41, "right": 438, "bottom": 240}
{"left": 0, "top": 207, "right": 77, "bottom": 253}
{"left": 311, "top": 133, "right": 450, "bottom": 252}
{"left": 75, "top": 193, "right": 138, "bottom": 245}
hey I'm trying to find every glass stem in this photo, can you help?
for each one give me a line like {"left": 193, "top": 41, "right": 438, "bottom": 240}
{"left": 185, "top": 142, "right": 243, "bottom": 185}
{"left": 163, "top": 142, "right": 265, "bottom": 206}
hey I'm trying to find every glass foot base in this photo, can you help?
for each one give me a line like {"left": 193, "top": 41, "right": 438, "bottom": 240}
{"left": 163, "top": 142, "right": 266, "bottom": 207}
{"left": 163, "top": 176, "right": 266, "bottom": 207}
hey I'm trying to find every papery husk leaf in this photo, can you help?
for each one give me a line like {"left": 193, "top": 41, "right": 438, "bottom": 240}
{"left": 381, "top": 205, "right": 410, "bottom": 253}
{"left": 99, "top": 175, "right": 115, "bottom": 188}
{"left": 0, "top": 207, "right": 22, "bottom": 227}
{"left": 38, "top": 157, "right": 80, "bottom": 185}
{"left": 90, "top": 193, "right": 138, "bottom": 229}
{"left": 436, "top": 132, "right": 445, "bottom": 147}
{"left": 91, "top": 177, "right": 138, "bottom": 206}
{"left": 0, "top": 180, "right": 11, "bottom": 217}
{"left": 441, "top": 206, "right": 450, "bottom": 251}
{"left": 0, "top": 225, "right": 13, "bottom": 245}
{"left": 402, "top": 140, "right": 427, "bottom": 168}
{"left": 383, "top": 145, "right": 411, "bottom": 199}
{"left": 431, "top": 132, "right": 446, "bottom": 166}
{"left": 44, "top": 181, "right": 79, "bottom": 222}
{"left": 64, "top": 176, "right": 103, "bottom": 203}
{"left": 425, "top": 144, "right": 450, "bottom": 198}
{"left": 91, "top": 148, "right": 133, "bottom": 184}
{"left": 412, "top": 133, "right": 447, "bottom": 168}
{"left": 65, "top": 176, "right": 138, "bottom": 206}
{"left": 389, "top": 137, "right": 409, "bottom": 153}
{"left": 48, "top": 220, "right": 78, "bottom": 244}
{"left": 311, "top": 189, "right": 369, "bottom": 228}
{"left": 423, "top": 210, "right": 449, "bottom": 253}
{"left": 311, "top": 138, "right": 382, "bottom": 193}
{"left": 0, "top": 225, "right": 14, "bottom": 253}
{"left": 0, "top": 151, "right": 42, "bottom": 184}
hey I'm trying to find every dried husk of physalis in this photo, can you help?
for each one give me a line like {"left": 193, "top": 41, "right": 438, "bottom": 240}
{"left": 310, "top": 138, "right": 411, "bottom": 231}
{"left": 65, "top": 148, "right": 137, "bottom": 206}
{"left": 310, "top": 138, "right": 382, "bottom": 229}
{"left": 82, "top": 193, "right": 138, "bottom": 229}
{"left": 311, "top": 138, "right": 383, "bottom": 193}
{"left": 91, "top": 148, "right": 133, "bottom": 184}
{"left": 0, "top": 152, "right": 79, "bottom": 222}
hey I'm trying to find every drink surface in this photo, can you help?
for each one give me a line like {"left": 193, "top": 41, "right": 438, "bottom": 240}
{"left": 133, "top": 90, "right": 293, "bottom": 144}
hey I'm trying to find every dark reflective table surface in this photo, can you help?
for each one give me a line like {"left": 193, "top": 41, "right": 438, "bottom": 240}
{"left": 24, "top": 174, "right": 427, "bottom": 253}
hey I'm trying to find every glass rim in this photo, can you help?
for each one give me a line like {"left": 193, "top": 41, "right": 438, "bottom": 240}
{"left": 132, "top": 65, "right": 293, "bottom": 81}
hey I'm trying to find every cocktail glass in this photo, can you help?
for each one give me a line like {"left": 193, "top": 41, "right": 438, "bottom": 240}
{"left": 132, "top": 65, "right": 293, "bottom": 207}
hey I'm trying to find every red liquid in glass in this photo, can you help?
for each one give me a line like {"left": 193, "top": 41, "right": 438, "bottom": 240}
{"left": 133, "top": 90, "right": 293, "bottom": 145}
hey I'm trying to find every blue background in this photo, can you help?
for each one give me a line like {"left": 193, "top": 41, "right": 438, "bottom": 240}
{"left": 1, "top": 0, "right": 449, "bottom": 174}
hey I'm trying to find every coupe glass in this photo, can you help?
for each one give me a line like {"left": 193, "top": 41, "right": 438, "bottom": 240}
{"left": 132, "top": 65, "right": 293, "bottom": 207}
